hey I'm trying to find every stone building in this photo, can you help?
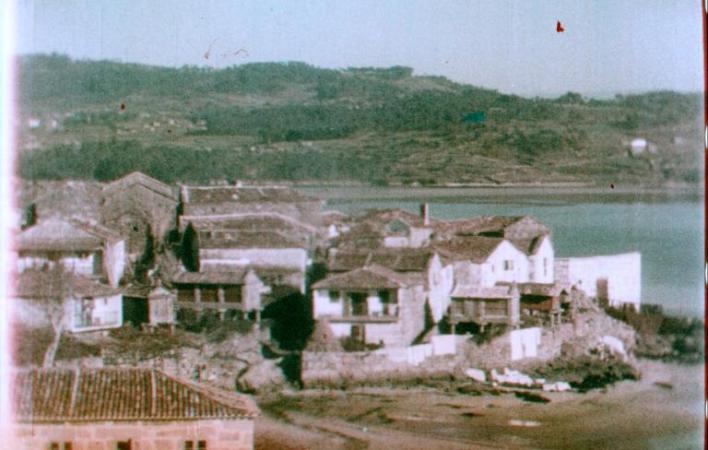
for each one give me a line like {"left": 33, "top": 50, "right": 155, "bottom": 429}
{"left": 99, "top": 171, "right": 178, "bottom": 259}
{"left": 334, "top": 207, "right": 434, "bottom": 249}
{"left": 10, "top": 367, "right": 259, "bottom": 450}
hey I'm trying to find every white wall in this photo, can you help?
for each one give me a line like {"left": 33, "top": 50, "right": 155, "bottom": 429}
{"left": 313, "top": 290, "right": 344, "bottom": 317}
{"left": 482, "top": 241, "right": 530, "bottom": 286}
{"left": 383, "top": 236, "right": 410, "bottom": 248}
{"left": 69, "top": 293, "right": 123, "bottom": 332}
{"left": 510, "top": 327, "right": 541, "bottom": 360}
{"left": 556, "top": 252, "right": 641, "bottom": 309}
{"left": 427, "top": 255, "right": 454, "bottom": 322}
{"left": 529, "top": 236, "right": 554, "bottom": 284}
{"left": 104, "top": 240, "right": 126, "bottom": 287}
{"left": 17, "top": 253, "right": 97, "bottom": 277}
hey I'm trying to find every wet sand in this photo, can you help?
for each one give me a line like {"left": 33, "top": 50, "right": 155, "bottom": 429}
{"left": 255, "top": 360, "right": 703, "bottom": 450}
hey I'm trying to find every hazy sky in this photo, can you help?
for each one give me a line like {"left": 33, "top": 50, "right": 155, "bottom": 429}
{"left": 15, "top": 0, "right": 703, "bottom": 97}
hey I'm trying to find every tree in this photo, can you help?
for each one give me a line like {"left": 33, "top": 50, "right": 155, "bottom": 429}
{"left": 38, "top": 264, "right": 73, "bottom": 368}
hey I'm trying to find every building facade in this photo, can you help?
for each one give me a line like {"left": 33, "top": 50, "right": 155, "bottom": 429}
{"left": 11, "top": 368, "right": 259, "bottom": 450}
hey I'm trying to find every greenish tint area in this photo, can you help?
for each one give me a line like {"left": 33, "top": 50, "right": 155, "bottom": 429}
{"left": 18, "top": 54, "right": 703, "bottom": 186}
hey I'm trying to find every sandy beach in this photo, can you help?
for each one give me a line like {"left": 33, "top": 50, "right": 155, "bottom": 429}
{"left": 255, "top": 360, "right": 703, "bottom": 450}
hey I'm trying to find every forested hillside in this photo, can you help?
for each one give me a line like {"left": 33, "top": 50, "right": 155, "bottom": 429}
{"left": 17, "top": 54, "right": 702, "bottom": 186}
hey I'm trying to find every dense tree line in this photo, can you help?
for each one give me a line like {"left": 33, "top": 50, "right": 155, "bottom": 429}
{"left": 17, "top": 54, "right": 702, "bottom": 185}
{"left": 18, "top": 140, "right": 389, "bottom": 183}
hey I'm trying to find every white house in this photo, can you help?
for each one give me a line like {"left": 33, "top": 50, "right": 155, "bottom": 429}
{"left": 327, "top": 248, "right": 454, "bottom": 322}
{"left": 14, "top": 269, "right": 123, "bottom": 333}
{"left": 433, "top": 215, "right": 554, "bottom": 284}
{"left": 435, "top": 236, "right": 531, "bottom": 288}
{"left": 630, "top": 138, "right": 648, "bottom": 155}
{"left": 16, "top": 218, "right": 126, "bottom": 287}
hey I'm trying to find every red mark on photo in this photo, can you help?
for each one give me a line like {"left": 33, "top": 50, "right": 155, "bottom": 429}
{"left": 556, "top": 21, "right": 564, "bottom": 33}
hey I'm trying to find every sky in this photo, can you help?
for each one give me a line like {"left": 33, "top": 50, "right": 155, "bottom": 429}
{"left": 13, "top": 0, "right": 705, "bottom": 97}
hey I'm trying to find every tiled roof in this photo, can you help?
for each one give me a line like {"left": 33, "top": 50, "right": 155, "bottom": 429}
{"left": 509, "top": 235, "right": 546, "bottom": 256}
{"left": 103, "top": 172, "right": 176, "bottom": 200}
{"left": 451, "top": 285, "right": 514, "bottom": 299}
{"left": 69, "top": 218, "right": 124, "bottom": 243}
{"left": 171, "top": 269, "right": 251, "bottom": 285}
{"left": 357, "top": 208, "right": 428, "bottom": 228}
{"left": 12, "top": 368, "right": 259, "bottom": 423}
{"left": 328, "top": 248, "right": 435, "bottom": 272}
{"left": 497, "top": 282, "right": 564, "bottom": 297}
{"left": 16, "top": 270, "right": 121, "bottom": 299}
{"left": 312, "top": 264, "right": 422, "bottom": 290}
{"left": 182, "top": 212, "right": 316, "bottom": 233}
{"left": 121, "top": 283, "right": 152, "bottom": 298}
{"left": 434, "top": 216, "right": 526, "bottom": 237}
{"left": 199, "top": 230, "right": 307, "bottom": 249}
{"left": 17, "top": 218, "right": 103, "bottom": 252}
{"left": 21, "top": 180, "right": 104, "bottom": 221}
{"left": 432, "top": 236, "right": 504, "bottom": 263}
{"left": 181, "top": 185, "right": 320, "bottom": 204}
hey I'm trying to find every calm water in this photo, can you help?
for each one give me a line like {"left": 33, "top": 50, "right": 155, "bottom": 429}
{"left": 309, "top": 189, "right": 703, "bottom": 317}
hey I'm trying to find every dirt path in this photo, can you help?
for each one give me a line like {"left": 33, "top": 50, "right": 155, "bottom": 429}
{"left": 255, "top": 361, "right": 703, "bottom": 449}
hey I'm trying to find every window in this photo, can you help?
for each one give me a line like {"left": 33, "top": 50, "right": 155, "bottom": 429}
{"left": 185, "top": 441, "right": 207, "bottom": 450}
{"left": 328, "top": 290, "right": 340, "bottom": 302}
{"left": 116, "top": 441, "right": 131, "bottom": 450}
{"left": 223, "top": 285, "right": 242, "bottom": 303}
{"left": 503, "top": 260, "right": 514, "bottom": 271}
{"left": 378, "top": 290, "right": 390, "bottom": 303}
{"left": 543, "top": 258, "right": 548, "bottom": 276}
{"left": 201, "top": 286, "right": 218, "bottom": 303}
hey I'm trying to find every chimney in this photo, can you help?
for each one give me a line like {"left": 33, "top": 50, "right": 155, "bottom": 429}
{"left": 420, "top": 202, "right": 429, "bottom": 226}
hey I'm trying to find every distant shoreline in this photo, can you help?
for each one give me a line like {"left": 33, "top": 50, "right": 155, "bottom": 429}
{"left": 294, "top": 183, "right": 703, "bottom": 202}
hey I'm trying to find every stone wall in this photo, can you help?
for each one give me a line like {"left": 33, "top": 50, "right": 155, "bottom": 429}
{"left": 301, "top": 350, "right": 460, "bottom": 388}
{"left": 12, "top": 418, "right": 254, "bottom": 450}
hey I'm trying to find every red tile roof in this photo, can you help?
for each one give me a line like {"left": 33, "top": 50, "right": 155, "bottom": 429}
{"left": 312, "top": 264, "right": 422, "bottom": 290}
{"left": 171, "top": 268, "right": 252, "bottom": 285}
{"left": 199, "top": 230, "right": 307, "bottom": 249}
{"left": 181, "top": 212, "right": 317, "bottom": 233}
{"left": 103, "top": 171, "right": 176, "bottom": 200}
{"left": 357, "top": 208, "right": 429, "bottom": 228}
{"left": 434, "top": 216, "right": 526, "bottom": 237}
{"left": 17, "top": 218, "right": 103, "bottom": 252}
{"left": 432, "top": 236, "right": 504, "bottom": 263}
{"left": 328, "top": 248, "right": 436, "bottom": 272}
{"left": 451, "top": 285, "right": 514, "bottom": 299}
{"left": 16, "top": 270, "right": 121, "bottom": 299}
{"left": 12, "top": 368, "right": 259, "bottom": 422}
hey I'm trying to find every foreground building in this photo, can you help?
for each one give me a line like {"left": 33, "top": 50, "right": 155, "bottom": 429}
{"left": 11, "top": 367, "right": 259, "bottom": 450}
